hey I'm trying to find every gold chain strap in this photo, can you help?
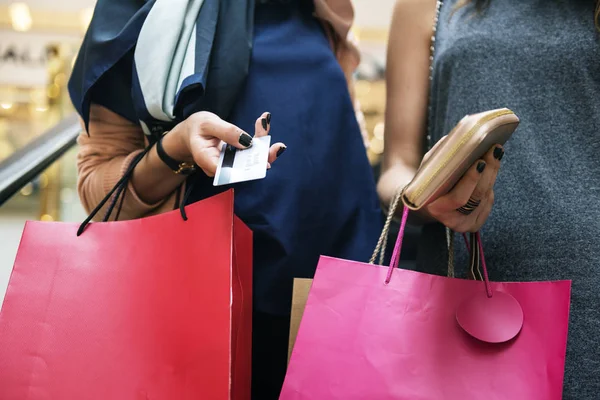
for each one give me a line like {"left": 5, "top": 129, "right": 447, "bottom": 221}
{"left": 431, "top": 0, "right": 456, "bottom": 277}
{"left": 370, "top": 187, "right": 404, "bottom": 265}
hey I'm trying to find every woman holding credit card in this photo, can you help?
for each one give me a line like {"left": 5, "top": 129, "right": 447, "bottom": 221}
{"left": 379, "top": 0, "right": 600, "bottom": 397}
{"left": 69, "top": 0, "right": 382, "bottom": 397}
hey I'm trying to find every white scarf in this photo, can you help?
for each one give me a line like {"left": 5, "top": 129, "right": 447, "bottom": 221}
{"left": 134, "top": 0, "right": 205, "bottom": 132}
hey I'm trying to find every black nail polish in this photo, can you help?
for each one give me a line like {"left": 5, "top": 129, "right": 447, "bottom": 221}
{"left": 239, "top": 132, "right": 253, "bottom": 147}
{"left": 261, "top": 118, "right": 268, "bottom": 130}
{"left": 266, "top": 113, "right": 271, "bottom": 125}
{"left": 493, "top": 146, "right": 504, "bottom": 160}
{"left": 477, "top": 161, "right": 486, "bottom": 173}
{"left": 276, "top": 145, "right": 287, "bottom": 157}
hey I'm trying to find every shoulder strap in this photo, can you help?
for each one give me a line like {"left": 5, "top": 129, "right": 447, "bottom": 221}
{"left": 430, "top": 1, "right": 456, "bottom": 277}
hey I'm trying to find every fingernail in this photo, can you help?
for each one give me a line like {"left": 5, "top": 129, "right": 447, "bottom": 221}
{"left": 239, "top": 132, "right": 253, "bottom": 147}
{"left": 493, "top": 146, "right": 504, "bottom": 160}
{"left": 276, "top": 145, "right": 287, "bottom": 157}
{"left": 261, "top": 118, "right": 268, "bottom": 131}
{"left": 266, "top": 113, "right": 271, "bottom": 125}
{"left": 477, "top": 161, "right": 486, "bottom": 173}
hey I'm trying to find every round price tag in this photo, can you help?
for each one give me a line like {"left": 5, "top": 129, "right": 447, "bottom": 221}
{"left": 456, "top": 291, "right": 524, "bottom": 343}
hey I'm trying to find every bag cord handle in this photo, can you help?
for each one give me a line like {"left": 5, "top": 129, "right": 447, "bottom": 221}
{"left": 385, "top": 211, "right": 492, "bottom": 297}
{"left": 77, "top": 141, "right": 198, "bottom": 236}
{"left": 370, "top": 187, "right": 404, "bottom": 265}
{"left": 385, "top": 205, "right": 410, "bottom": 284}
{"left": 77, "top": 147, "right": 150, "bottom": 236}
{"left": 372, "top": 190, "right": 492, "bottom": 296}
{"left": 473, "top": 231, "right": 492, "bottom": 297}
{"left": 370, "top": 186, "right": 456, "bottom": 282}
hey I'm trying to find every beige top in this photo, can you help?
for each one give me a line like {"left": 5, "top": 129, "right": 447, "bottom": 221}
{"left": 77, "top": 0, "right": 361, "bottom": 221}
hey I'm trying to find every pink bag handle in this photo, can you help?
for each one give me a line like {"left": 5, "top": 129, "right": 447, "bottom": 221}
{"left": 385, "top": 206, "right": 409, "bottom": 283}
{"left": 475, "top": 232, "right": 493, "bottom": 298}
{"left": 386, "top": 207, "right": 493, "bottom": 298}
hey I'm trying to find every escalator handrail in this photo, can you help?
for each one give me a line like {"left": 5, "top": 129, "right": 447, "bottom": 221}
{"left": 0, "top": 113, "right": 81, "bottom": 207}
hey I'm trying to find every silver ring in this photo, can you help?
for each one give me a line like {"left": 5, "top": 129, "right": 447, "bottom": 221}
{"left": 457, "top": 197, "right": 481, "bottom": 215}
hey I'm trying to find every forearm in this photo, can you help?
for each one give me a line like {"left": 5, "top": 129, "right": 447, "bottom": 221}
{"left": 77, "top": 151, "right": 175, "bottom": 220}
{"left": 377, "top": 0, "right": 437, "bottom": 221}
{"left": 77, "top": 104, "right": 184, "bottom": 221}
{"left": 377, "top": 104, "right": 425, "bottom": 208}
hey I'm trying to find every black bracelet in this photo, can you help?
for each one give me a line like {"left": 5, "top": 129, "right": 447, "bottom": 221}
{"left": 156, "top": 133, "right": 197, "bottom": 176}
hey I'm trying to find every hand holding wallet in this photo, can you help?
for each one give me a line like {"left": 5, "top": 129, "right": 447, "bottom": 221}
{"left": 402, "top": 108, "right": 520, "bottom": 211}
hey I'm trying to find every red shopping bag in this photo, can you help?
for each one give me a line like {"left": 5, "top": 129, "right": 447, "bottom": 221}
{"left": 0, "top": 190, "right": 252, "bottom": 400}
{"left": 281, "top": 207, "right": 571, "bottom": 400}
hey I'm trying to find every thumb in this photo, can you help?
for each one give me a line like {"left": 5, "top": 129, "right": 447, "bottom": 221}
{"left": 420, "top": 136, "right": 447, "bottom": 166}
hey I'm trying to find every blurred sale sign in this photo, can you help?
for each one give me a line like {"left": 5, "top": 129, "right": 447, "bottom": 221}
{"left": 0, "top": 31, "right": 77, "bottom": 87}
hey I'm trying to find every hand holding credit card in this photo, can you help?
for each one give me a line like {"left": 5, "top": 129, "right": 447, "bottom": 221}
{"left": 212, "top": 111, "right": 285, "bottom": 186}
{"left": 173, "top": 110, "right": 284, "bottom": 184}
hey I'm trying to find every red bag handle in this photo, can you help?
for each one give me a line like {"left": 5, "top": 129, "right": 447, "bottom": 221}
{"left": 77, "top": 142, "right": 196, "bottom": 236}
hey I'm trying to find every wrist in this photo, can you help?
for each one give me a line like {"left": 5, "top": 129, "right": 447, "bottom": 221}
{"left": 161, "top": 123, "right": 193, "bottom": 163}
{"left": 378, "top": 164, "right": 437, "bottom": 225}
{"left": 377, "top": 165, "right": 411, "bottom": 208}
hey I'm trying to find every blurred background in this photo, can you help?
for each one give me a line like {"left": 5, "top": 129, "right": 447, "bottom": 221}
{"left": 0, "top": 0, "right": 400, "bottom": 299}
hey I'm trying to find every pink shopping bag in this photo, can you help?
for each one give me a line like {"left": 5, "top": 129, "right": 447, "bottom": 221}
{"left": 281, "top": 208, "right": 571, "bottom": 400}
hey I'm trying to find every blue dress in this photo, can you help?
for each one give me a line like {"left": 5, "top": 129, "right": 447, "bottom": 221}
{"left": 187, "top": 2, "right": 383, "bottom": 316}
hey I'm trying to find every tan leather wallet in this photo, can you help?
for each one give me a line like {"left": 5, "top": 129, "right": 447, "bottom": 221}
{"left": 402, "top": 108, "right": 520, "bottom": 211}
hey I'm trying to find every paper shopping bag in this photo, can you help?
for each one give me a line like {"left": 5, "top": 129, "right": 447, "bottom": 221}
{"left": 0, "top": 190, "right": 252, "bottom": 400}
{"left": 288, "top": 278, "right": 313, "bottom": 363}
{"left": 281, "top": 208, "right": 571, "bottom": 400}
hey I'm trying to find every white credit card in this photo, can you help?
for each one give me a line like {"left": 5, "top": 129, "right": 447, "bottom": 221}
{"left": 213, "top": 136, "right": 271, "bottom": 186}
